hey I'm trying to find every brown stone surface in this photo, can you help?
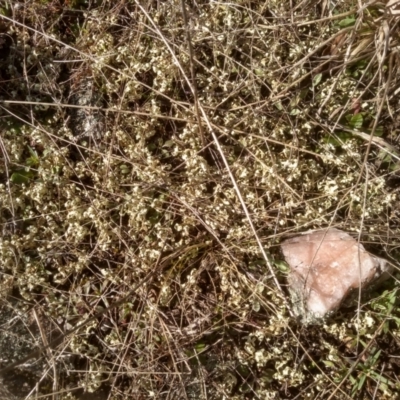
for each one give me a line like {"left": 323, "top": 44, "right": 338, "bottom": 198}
{"left": 0, "top": 299, "right": 111, "bottom": 399}
{"left": 0, "top": 379, "right": 17, "bottom": 400}
{"left": 0, "top": 300, "right": 45, "bottom": 399}
{"left": 281, "top": 228, "right": 392, "bottom": 320}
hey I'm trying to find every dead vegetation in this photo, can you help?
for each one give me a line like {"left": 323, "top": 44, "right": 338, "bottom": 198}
{"left": 1, "top": 0, "right": 400, "bottom": 398}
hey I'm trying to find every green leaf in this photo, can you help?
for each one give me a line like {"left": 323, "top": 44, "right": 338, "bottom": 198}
{"left": 355, "top": 59, "right": 368, "bottom": 69}
{"left": 27, "top": 145, "right": 38, "bottom": 159}
{"left": 252, "top": 300, "right": 260, "bottom": 312}
{"left": 323, "top": 131, "right": 352, "bottom": 147}
{"left": 349, "top": 113, "right": 363, "bottom": 129}
{"left": 163, "top": 140, "right": 175, "bottom": 148}
{"left": 339, "top": 17, "right": 356, "bottom": 28}
{"left": 26, "top": 157, "right": 38, "bottom": 167}
{"left": 146, "top": 207, "right": 161, "bottom": 224}
{"left": 322, "top": 360, "right": 336, "bottom": 368}
{"left": 383, "top": 320, "right": 390, "bottom": 334}
{"left": 239, "top": 382, "right": 252, "bottom": 394}
{"left": 274, "top": 259, "right": 290, "bottom": 273}
{"left": 313, "top": 73, "right": 322, "bottom": 87}
{"left": 374, "top": 126, "right": 383, "bottom": 137}
{"left": 370, "top": 371, "right": 389, "bottom": 384}
{"left": 195, "top": 342, "right": 206, "bottom": 352}
{"left": 290, "top": 108, "right": 300, "bottom": 116}
{"left": 358, "top": 374, "right": 367, "bottom": 390}
{"left": 370, "top": 349, "right": 381, "bottom": 365}
{"left": 365, "top": 126, "right": 383, "bottom": 137}
{"left": 300, "top": 88, "right": 309, "bottom": 99}
{"left": 119, "top": 164, "right": 130, "bottom": 174}
{"left": 11, "top": 170, "right": 34, "bottom": 184}
{"left": 378, "top": 150, "right": 392, "bottom": 163}
{"left": 25, "top": 145, "right": 39, "bottom": 167}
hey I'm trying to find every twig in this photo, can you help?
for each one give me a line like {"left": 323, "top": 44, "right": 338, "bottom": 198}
{"left": 180, "top": 0, "right": 207, "bottom": 148}
{"left": 134, "top": 0, "right": 291, "bottom": 313}
{"left": 0, "top": 247, "right": 193, "bottom": 375}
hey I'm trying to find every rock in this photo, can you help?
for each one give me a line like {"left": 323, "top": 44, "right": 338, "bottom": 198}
{"left": 68, "top": 70, "right": 105, "bottom": 143}
{"left": 0, "top": 300, "right": 48, "bottom": 399}
{"left": 281, "top": 228, "right": 392, "bottom": 322}
{"left": 0, "top": 296, "right": 113, "bottom": 399}
{"left": 0, "top": 378, "right": 18, "bottom": 400}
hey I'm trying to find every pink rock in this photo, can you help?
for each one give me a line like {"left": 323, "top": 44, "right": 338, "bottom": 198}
{"left": 281, "top": 228, "right": 391, "bottom": 321}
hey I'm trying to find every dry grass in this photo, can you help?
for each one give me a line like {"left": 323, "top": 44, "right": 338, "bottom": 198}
{"left": 1, "top": 0, "right": 400, "bottom": 398}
